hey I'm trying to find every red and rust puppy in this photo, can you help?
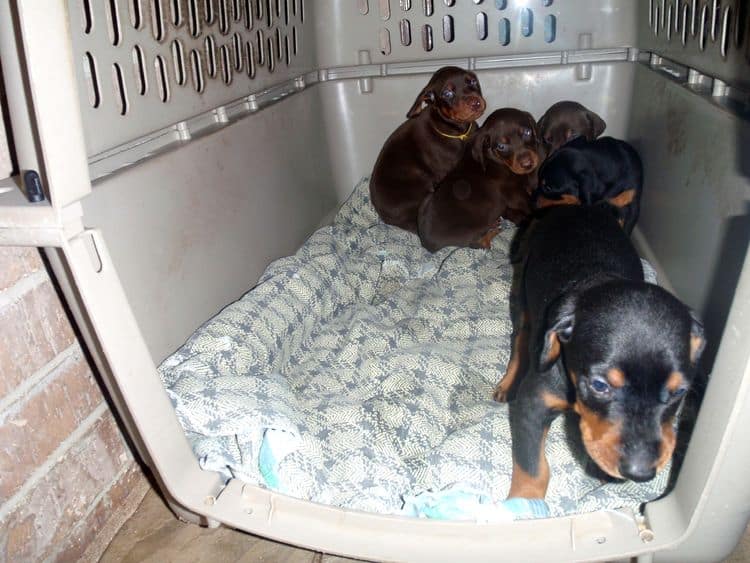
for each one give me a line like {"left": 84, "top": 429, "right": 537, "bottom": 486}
{"left": 494, "top": 204, "right": 705, "bottom": 500}
{"left": 370, "top": 67, "right": 486, "bottom": 233}
{"left": 416, "top": 108, "right": 539, "bottom": 253}
{"left": 538, "top": 100, "right": 606, "bottom": 155}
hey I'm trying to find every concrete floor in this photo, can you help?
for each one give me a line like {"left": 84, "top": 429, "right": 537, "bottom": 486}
{"left": 100, "top": 489, "right": 750, "bottom": 562}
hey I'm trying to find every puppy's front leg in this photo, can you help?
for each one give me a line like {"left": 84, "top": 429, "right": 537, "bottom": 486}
{"left": 508, "top": 383, "right": 569, "bottom": 499}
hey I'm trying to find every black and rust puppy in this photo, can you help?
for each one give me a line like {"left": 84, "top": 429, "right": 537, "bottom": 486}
{"left": 494, "top": 204, "right": 704, "bottom": 500}
{"left": 417, "top": 108, "right": 539, "bottom": 253}
{"left": 538, "top": 100, "right": 606, "bottom": 155}
{"left": 370, "top": 66, "right": 487, "bottom": 233}
{"left": 534, "top": 136, "right": 644, "bottom": 233}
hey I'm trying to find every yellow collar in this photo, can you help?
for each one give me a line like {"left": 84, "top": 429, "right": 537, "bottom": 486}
{"left": 432, "top": 121, "right": 474, "bottom": 142}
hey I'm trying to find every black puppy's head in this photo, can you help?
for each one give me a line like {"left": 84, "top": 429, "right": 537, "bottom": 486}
{"left": 534, "top": 139, "right": 594, "bottom": 208}
{"left": 538, "top": 101, "right": 606, "bottom": 154}
{"left": 537, "top": 282, "right": 705, "bottom": 482}
{"left": 471, "top": 108, "right": 541, "bottom": 175}
{"left": 407, "top": 66, "right": 486, "bottom": 123}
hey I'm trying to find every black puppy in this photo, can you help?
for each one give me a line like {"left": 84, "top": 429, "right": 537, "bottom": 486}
{"left": 494, "top": 204, "right": 705, "bottom": 500}
{"left": 534, "top": 136, "right": 644, "bottom": 233}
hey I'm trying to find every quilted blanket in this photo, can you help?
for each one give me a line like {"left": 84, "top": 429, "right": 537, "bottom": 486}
{"left": 159, "top": 177, "right": 668, "bottom": 520}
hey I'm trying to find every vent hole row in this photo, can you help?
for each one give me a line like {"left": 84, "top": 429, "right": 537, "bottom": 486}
{"left": 650, "top": 0, "right": 746, "bottom": 59}
{"left": 380, "top": 12, "right": 556, "bottom": 53}
{"left": 360, "top": 0, "right": 554, "bottom": 18}
{"left": 82, "top": 0, "right": 304, "bottom": 41}
{"left": 82, "top": 34, "right": 292, "bottom": 112}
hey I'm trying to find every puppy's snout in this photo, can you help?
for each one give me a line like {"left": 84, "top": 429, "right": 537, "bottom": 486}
{"left": 518, "top": 152, "right": 536, "bottom": 170}
{"left": 619, "top": 451, "right": 657, "bottom": 482}
{"left": 468, "top": 96, "right": 485, "bottom": 112}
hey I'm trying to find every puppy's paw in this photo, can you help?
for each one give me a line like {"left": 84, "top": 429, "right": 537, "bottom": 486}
{"left": 493, "top": 378, "right": 511, "bottom": 402}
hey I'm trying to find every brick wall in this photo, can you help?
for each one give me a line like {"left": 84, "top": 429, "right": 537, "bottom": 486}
{"left": 0, "top": 247, "right": 149, "bottom": 562}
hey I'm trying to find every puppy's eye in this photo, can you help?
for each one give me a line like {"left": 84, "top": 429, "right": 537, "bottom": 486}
{"left": 442, "top": 90, "right": 455, "bottom": 101}
{"left": 588, "top": 377, "right": 611, "bottom": 395}
{"left": 671, "top": 387, "right": 688, "bottom": 399}
{"left": 544, "top": 135, "right": 553, "bottom": 144}
{"left": 522, "top": 128, "right": 532, "bottom": 140}
{"left": 495, "top": 143, "right": 510, "bottom": 153}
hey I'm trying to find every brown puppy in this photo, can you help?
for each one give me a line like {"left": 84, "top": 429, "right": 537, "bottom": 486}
{"left": 370, "top": 67, "right": 487, "bottom": 233}
{"left": 417, "top": 109, "right": 540, "bottom": 253}
{"left": 538, "top": 101, "right": 606, "bottom": 155}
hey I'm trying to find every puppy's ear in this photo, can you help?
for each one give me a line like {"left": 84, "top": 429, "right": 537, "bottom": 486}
{"left": 407, "top": 84, "right": 437, "bottom": 118}
{"left": 471, "top": 132, "right": 490, "bottom": 172}
{"left": 585, "top": 109, "right": 606, "bottom": 139}
{"left": 536, "top": 294, "right": 576, "bottom": 372}
{"left": 537, "top": 110, "right": 550, "bottom": 140}
{"left": 688, "top": 310, "right": 706, "bottom": 365}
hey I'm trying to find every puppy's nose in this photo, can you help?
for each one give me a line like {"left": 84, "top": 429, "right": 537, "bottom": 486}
{"left": 619, "top": 456, "right": 656, "bottom": 482}
{"left": 468, "top": 96, "right": 483, "bottom": 111}
{"left": 518, "top": 153, "right": 535, "bottom": 170}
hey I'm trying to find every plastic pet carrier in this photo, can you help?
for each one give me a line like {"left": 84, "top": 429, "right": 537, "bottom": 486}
{"left": 1, "top": 1, "right": 749, "bottom": 561}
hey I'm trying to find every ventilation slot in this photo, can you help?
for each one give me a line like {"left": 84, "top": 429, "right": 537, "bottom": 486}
{"left": 401, "top": 0, "right": 411, "bottom": 10}
{"left": 498, "top": 17, "right": 510, "bottom": 45}
{"left": 520, "top": 7, "right": 533, "bottom": 37}
{"left": 292, "top": 25, "right": 298, "bottom": 55}
{"left": 423, "top": 0, "right": 433, "bottom": 17}
{"left": 267, "top": 36, "right": 275, "bottom": 72}
{"left": 710, "top": 0, "right": 719, "bottom": 42}
{"left": 472, "top": 0, "right": 483, "bottom": 4}
{"left": 244, "top": 0, "right": 254, "bottom": 28}
{"left": 233, "top": 33, "right": 243, "bottom": 69}
{"left": 299, "top": 0, "right": 304, "bottom": 22}
{"left": 233, "top": 0, "right": 242, "bottom": 21}
{"left": 151, "top": 0, "right": 165, "bottom": 41}
{"left": 112, "top": 63, "right": 128, "bottom": 115}
{"left": 495, "top": 0, "right": 506, "bottom": 8}
{"left": 444, "top": 0, "right": 455, "bottom": 6}
{"left": 245, "top": 41, "right": 256, "bottom": 77}
{"left": 681, "top": 3, "right": 689, "bottom": 45}
{"left": 81, "top": 0, "right": 94, "bottom": 34}
{"left": 542, "top": 0, "right": 552, "bottom": 6}
{"left": 205, "top": 35, "right": 217, "bottom": 77}
{"left": 276, "top": 0, "right": 282, "bottom": 19}
{"left": 155, "top": 55, "right": 170, "bottom": 101}
{"left": 666, "top": 2, "right": 672, "bottom": 40}
{"left": 129, "top": 0, "right": 143, "bottom": 28}
{"left": 107, "top": 0, "right": 122, "bottom": 45}
{"left": 285, "top": 34, "right": 291, "bottom": 65}
{"left": 190, "top": 48, "right": 205, "bottom": 92}
{"left": 256, "top": 29, "right": 266, "bottom": 65}
{"left": 170, "top": 0, "right": 182, "bottom": 25}
{"left": 379, "top": 0, "right": 391, "bottom": 20}
{"left": 442, "top": 15, "right": 454, "bottom": 42}
{"left": 205, "top": 0, "right": 215, "bottom": 24}
{"left": 379, "top": 27, "right": 392, "bottom": 55}
{"left": 735, "top": 1, "right": 746, "bottom": 48}
{"left": 359, "top": 0, "right": 369, "bottom": 15}
{"left": 400, "top": 19, "right": 412, "bottom": 46}
{"left": 720, "top": 5, "right": 731, "bottom": 58}
{"left": 218, "top": 0, "right": 230, "bottom": 33}
{"left": 220, "top": 44, "right": 232, "bottom": 83}
{"left": 284, "top": 0, "right": 290, "bottom": 25}
{"left": 276, "top": 28, "right": 283, "bottom": 61}
{"left": 544, "top": 14, "right": 555, "bottom": 43}
{"left": 83, "top": 52, "right": 101, "bottom": 108}
{"left": 189, "top": 0, "right": 201, "bottom": 36}
{"left": 422, "top": 23, "right": 433, "bottom": 51}
{"left": 132, "top": 45, "right": 148, "bottom": 95}
{"left": 699, "top": 3, "right": 708, "bottom": 51}
{"left": 172, "top": 40, "right": 187, "bottom": 85}
{"left": 266, "top": 0, "right": 273, "bottom": 26}
{"left": 476, "top": 11, "right": 487, "bottom": 40}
